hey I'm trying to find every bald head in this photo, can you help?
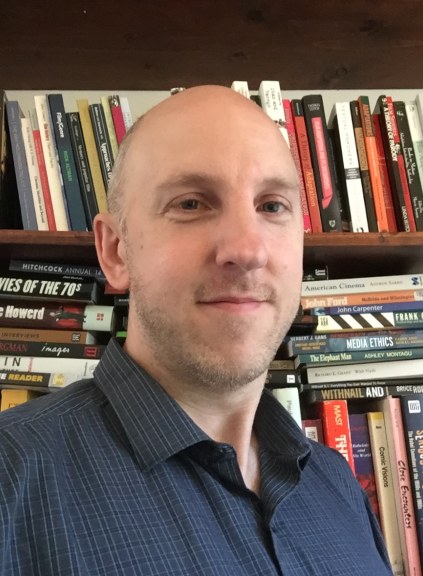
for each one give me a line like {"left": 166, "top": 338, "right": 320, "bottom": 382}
{"left": 107, "top": 85, "right": 295, "bottom": 225}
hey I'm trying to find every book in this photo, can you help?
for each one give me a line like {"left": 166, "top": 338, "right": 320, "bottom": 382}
{"left": 301, "top": 418, "right": 324, "bottom": 442}
{"left": 294, "top": 347, "right": 423, "bottom": 368}
{"left": 348, "top": 412, "right": 380, "bottom": 521}
{"left": 395, "top": 100, "right": 423, "bottom": 231}
{"left": 313, "top": 310, "right": 423, "bottom": 333}
{"left": 0, "top": 272, "right": 102, "bottom": 303}
{"left": 76, "top": 99, "right": 107, "bottom": 213}
{"left": 367, "top": 411, "right": 405, "bottom": 575}
{"left": 327, "top": 125, "right": 352, "bottom": 232}
{"left": 350, "top": 100, "right": 378, "bottom": 231}
{"left": 0, "top": 327, "right": 95, "bottom": 344}
{"left": 376, "top": 397, "right": 422, "bottom": 575}
{"left": 265, "top": 369, "right": 300, "bottom": 388}
{"left": 282, "top": 99, "right": 312, "bottom": 233}
{"left": 0, "top": 354, "right": 100, "bottom": 376}
{"left": 20, "top": 117, "right": 48, "bottom": 230}
{"left": 301, "top": 289, "right": 423, "bottom": 310}
{"left": 302, "top": 378, "right": 423, "bottom": 393}
{"left": 302, "top": 384, "right": 422, "bottom": 403}
{"left": 405, "top": 101, "right": 423, "bottom": 197}
{"left": 5, "top": 101, "right": 37, "bottom": 229}
{"left": 100, "top": 95, "right": 118, "bottom": 160}
{"left": 303, "top": 358, "right": 423, "bottom": 384}
{"left": 302, "top": 94, "right": 343, "bottom": 231}
{"left": 48, "top": 94, "right": 88, "bottom": 231}
{"left": 331, "top": 102, "right": 369, "bottom": 232}
{"left": 0, "top": 370, "right": 85, "bottom": 390}
{"left": 0, "top": 301, "right": 115, "bottom": 332}
{"left": 29, "top": 108, "right": 56, "bottom": 230}
{"left": 372, "top": 112, "right": 398, "bottom": 232}
{"left": 258, "top": 81, "right": 289, "bottom": 145}
{"left": 291, "top": 99, "right": 323, "bottom": 232}
{"left": 357, "top": 96, "right": 390, "bottom": 232}
{"left": 307, "top": 300, "right": 423, "bottom": 316}
{"left": 66, "top": 111, "right": 99, "bottom": 228}
{"left": 1, "top": 388, "right": 42, "bottom": 411}
{"left": 377, "top": 95, "right": 415, "bottom": 232}
{"left": 0, "top": 340, "right": 105, "bottom": 359}
{"left": 302, "top": 272, "right": 423, "bottom": 296}
{"left": 34, "top": 94, "right": 70, "bottom": 230}
{"left": 89, "top": 102, "right": 114, "bottom": 187}
{"left": 316, "top": 399, "right": 355, "bottom": 472}
{"left": 120, "top": 96, "right": 133, "bottom": 131}
{"left": 108, "top": 95, "right": 126, "bottom": 145}
{"left": 272, "top": 387, "right": 302, "bottom": 427}
{"left": 230, "top": 81, "right": 250, "bottom": 98}
{"left": 9, "top": 258, "right": 105, "bottom": 280}
{"left": 400, "top": 394, "right": 423, "bottom": 561}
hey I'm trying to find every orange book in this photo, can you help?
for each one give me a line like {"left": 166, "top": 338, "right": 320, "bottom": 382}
{"left": 357, "top": 96, "right": 390, "bottom": 232}
{"left": 317, "top": 399, "right": 355, "bottom": 473}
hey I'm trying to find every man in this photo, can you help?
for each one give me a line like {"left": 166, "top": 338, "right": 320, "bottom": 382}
{"left": 0, "top": 86, "right": 393, "bottom": 575}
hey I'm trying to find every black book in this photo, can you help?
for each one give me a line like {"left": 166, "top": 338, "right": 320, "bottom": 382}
{"left": 89, "top": 103, "right": 114, "bottom": 188}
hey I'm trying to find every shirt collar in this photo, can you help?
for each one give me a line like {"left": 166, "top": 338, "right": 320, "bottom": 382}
{"left": 94, "top": 339, "right": 310, "bottom": 471}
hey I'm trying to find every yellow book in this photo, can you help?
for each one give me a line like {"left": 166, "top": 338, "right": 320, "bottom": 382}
{"left": 1, "top": 388, "right": 41, "bottom": 411}
{"left": 76, "top": 99, "right": 108, "bottom": 213}
{"left": 100, "top": 96, "right": 119, "bottom": 161}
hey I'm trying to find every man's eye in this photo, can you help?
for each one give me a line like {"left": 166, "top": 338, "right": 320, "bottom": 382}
{"left": 179, "top": 198, "right": 201, "bottom": 210}
{"left": 261, "top": 201, "right": 284, "bottom": 213}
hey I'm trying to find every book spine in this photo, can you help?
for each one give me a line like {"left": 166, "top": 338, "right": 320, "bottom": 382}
{"left": 5, "top": 101, "right": 38, "bottom": 230}
{"left": 9, "top": 258, "right": 105, "bottom": 280}
{"left": 0, "top": 301, "right": 114, "bottom": 332}
{"left": 318, "top": 399, "right": 355, "bottom": 472}
{"left": 382, "top": 397, "right": 422, "bottom": 575}
{"left": 282, "top": 99, "right": 312, "bottom": 233}
{"left": 76, "top": 99, "right": 108, "bottom": 213}
{"left": 29, "top": 109, "right": 56, "bottom": 230}
{"left": 108, "top": 95, "right": 126, "bottom": 145}
{"left": 304, "top": 385, "right": 415, "bottom": 403}
{"left": 314, "top": 310, "right": 423, "bottom": 333}
{"left": 66, "top": 112, "right": 99, "bottom": 229}
{"left": 231, "top": 81, "right": 251, "bottom": 99}
{"left": 48, "top": 94, "right": 88, "bottom": 231}
{"left": 258, "top": 81, "right": 289, "bottom": 145}
{"left": 272, "top": 387, "right": 302, "bottom": 427}
{"left": 0, "top": 327, "right": 95, "bottom": 344}
{"left": 395, "top": 100, "right": 423, "bottom": 231}
{"left": 89, "top": 103, "right": 114, "bottom": 188}
{"left": 303, "top": 379, "right": 423, "bottom": 392}
{"left": 349, "top": 412, "right": 380, "bottom": 521}
{"left": 400, "top": 394, "right": 423, "bottom": 561}
{"left": 265, "top": 369, "right": 300, "bottom": 388}
{"left": 295, "top": 347, "right": 423, "bottom": 367}
{"left": 0, "top": 354, "right": 100, "bottom": 376}
{"left": 0, "top": 273, "right": 100, "bottom": 303}
{"left": 20, "top": 117, "right": 48, "bottom": 230}
{"left": 302, "top": 94, "right": 342, "bottom": 231}
{"left": 372, "top": 113, "right": 398, "bottom": 232}
{"left": 0, "top": 370, "right": 84, "bottom": 389}
{"left": 0, "top": 340, "right": 105, "bottom": 359}
{"left": 301, "top": 418, "right": 324, "bottom": 442}
{"left": 119, "top": 96, "right": 133, "bottom": 131}
{"left": 334, "top": 103, "right": 369, "bottom": 232}
{"left": 302, "top": 272, "right": 423, "bottom": 296}
{"left": 291, "top": 99, "right": 323, "bottom": 232}
{"left": 308, "top": 300, "right": 423, "bottom": 316}
{"left": 358, "top": 96, "right": 390, "bottom": 232}
{"left": 1, "top": 389, "right": 42, "bottom": 411}
{"left": 378, "top": 95, "right": 414, "bottom": 232}
{"left": 34, "top": 94, "right": 70, "bottom": 230}
{"left": 326, "top": 126, "right": 351, "bottom": 231}
{"left": 367, "top": 411, "right": 405, "bottom": 575}
{"left": 405, "top": 101, "right": 423, "bottom": 196}
{"left": 304, "top": 358, "right": 423, "bottom": 384}
{"left": 100, "top": 96, "right": 119, "bottom": 161}
{"left": 301, "top": 289, "right": 423, "bottom": 309}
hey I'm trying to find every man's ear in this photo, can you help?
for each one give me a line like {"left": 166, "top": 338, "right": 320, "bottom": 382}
{"left": 93, "top": 213, "right": 130, "bottom": 292}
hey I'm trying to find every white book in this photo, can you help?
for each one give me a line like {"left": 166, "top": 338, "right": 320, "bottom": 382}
{"left": 272, "top": 387, "right": 302, "bottom": 427}
{"left": 230, "top": 81, "right": 250, "bottom": 99}
{"left": 405, "top": 101, "right": 423, "bottom": 191}
{"left": 34, "top": 94, "right": 69, "bottom": 231}
{"left": 258, "top": 80, "right": 289, "bottom": 146}
{"left": 0, "top": 355, "right": 99, "bottom": 376}
{"left": 120, "top": 96, "right": 133, "bottom": 131}
{"left": 20, "top": 117, "right": 49, "bottom": 231}
{"left": 367, "top": 412, "right": 405, "bottom": 576}
{"left": 301, "top": 272, "right": 423, "bottom": 296}
{"left": 304, "top": 358, "right": 423, "bottom": 384}
{"left": 334, "top": 102, "right": 369, "bottom": 232}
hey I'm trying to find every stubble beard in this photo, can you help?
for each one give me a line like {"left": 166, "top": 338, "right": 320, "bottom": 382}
{"left": 128, "top": 272, "right": 299, "bottom": 394}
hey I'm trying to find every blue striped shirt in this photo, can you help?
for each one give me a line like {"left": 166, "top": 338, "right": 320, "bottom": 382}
{"left": 0, "top": 338, "right": 393, "bottom": 575}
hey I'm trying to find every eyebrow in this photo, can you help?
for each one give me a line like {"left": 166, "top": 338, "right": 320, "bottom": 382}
{"left": 155, "top": 172, "right": 298, "bottom": 194}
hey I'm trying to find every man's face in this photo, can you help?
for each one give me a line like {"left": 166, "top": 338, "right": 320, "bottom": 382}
{"left": 121, "top": 94, "right": 303, "bottom": 392}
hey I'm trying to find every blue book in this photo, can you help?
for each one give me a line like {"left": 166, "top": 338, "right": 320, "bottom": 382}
{"left": 48, "top": 94, "right": 88, "bottom": 231}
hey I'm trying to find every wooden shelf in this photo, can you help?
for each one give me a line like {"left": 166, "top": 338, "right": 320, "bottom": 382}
{"left": 0, "top": 231, "right": 421, "bottom": 277}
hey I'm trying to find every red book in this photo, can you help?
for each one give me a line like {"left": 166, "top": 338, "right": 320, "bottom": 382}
{"left": 291, "top": 99, "right": 323, "bottom": 232}
{"left": 372, "top": 113, "right": 398, "bottom": 232}
{"left": 283, "top": 99, "right": 312, "bottom": 233}
{"left": 30, "top": 120, "right": 56, "bottom": 230}
{"left": 317, "top": 399, "right": 356, "bottom": 474}
{"left": 108, "top": 95, "right": 126, "bottom": 145}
